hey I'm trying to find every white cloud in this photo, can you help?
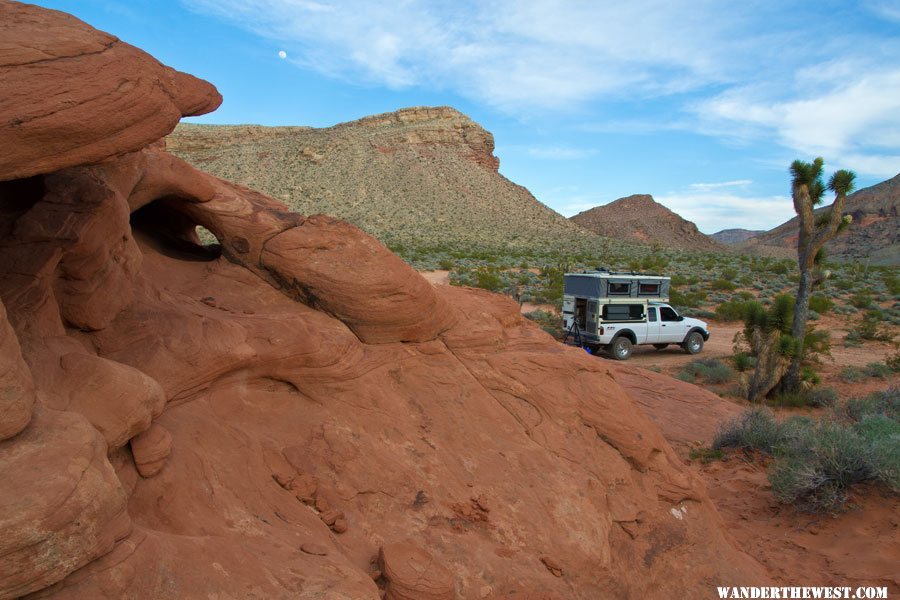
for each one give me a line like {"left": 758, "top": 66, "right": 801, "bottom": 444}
{"left": 695, "top": 65, "right": 900, "bottom": 177}
{"left": 182, "top": 0, "right": 900, "bottom": 180}
{"left": 180, "top": 0, "right": 765, "bottom": 111}
{"left": 689, "top": 180, "right": 752, "bottom": 191}
{"left": 654, "top": 192, "right": 793, "bottom": 233}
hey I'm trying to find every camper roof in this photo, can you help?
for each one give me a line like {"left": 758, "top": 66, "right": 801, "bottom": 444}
{"left": 563, "top": 270, "right": 670, "bottom": 281}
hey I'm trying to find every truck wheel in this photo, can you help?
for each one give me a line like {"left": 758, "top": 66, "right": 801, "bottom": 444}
{"left": 607, "top": 336, "right": 633, "bottom": 360}
{"left": 682, "top": 331, "right": 704, "bottom": 355}
{"left": 653, "top": 343, "right": 668, "bottom": 350}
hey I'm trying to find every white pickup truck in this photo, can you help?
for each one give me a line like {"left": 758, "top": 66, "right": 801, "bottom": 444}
{"left": 561, "top": 271, "right": 710, "bottom": 360}
{"left": 590, "top": 302, "right": 709, "bottom": 360}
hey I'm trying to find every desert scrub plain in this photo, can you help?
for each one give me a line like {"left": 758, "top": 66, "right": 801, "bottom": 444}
{"left": 405, "top": 242, "right": 899, "bottom": 515}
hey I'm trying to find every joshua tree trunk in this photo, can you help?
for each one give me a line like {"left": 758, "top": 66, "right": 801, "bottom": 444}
{"left": 779, "top": 159, "right": 854, "bottom": 394}
{"left": 747, "top": 328, "right": 790, "bottom": 403}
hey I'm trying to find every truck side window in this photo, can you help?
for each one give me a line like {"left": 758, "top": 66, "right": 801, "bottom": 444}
{"left": 648, "top": 307, "right": 657, "bottom": 322}
{"left": 660, "top": 307, "right": 678, "bottom": 321}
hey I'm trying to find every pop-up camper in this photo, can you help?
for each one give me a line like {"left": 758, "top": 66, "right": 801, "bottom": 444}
{"left": 562, "top": 270, "right": 708, "bottom": 360}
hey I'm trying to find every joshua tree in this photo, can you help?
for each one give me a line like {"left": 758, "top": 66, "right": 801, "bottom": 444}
{"left": 780, "top": 158, "right": 855, "bottom": 393}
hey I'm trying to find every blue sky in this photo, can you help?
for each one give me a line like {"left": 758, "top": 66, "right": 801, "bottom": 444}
{"left": 33, "top": 0, "right": 900, "bottom": 233}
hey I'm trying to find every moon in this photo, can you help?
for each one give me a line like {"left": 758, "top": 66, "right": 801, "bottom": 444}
{"left": 278, "top": 50, "right": 287, "bottom": 59}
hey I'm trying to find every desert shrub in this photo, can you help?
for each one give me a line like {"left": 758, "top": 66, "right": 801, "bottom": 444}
{"left": 523, "top": 310, "right": 562, "bottom": 337}
{"left": 678, "top": 358, "right": 735, "bottom": 384}
{"left": 769, "top": 262, "right": 789, "bottom": 275}
{"left": 866, "top": 362, "right": 892, "bottom": 378}
{"left": 887, "top": 349, "right": 900, "bottom": 373}
{"left": 713, "top": 408, "right": 784, "bottom": 453}
{"left": 716, "top": 392, "right": 900, "bottom": 511}
{"left": 671, "top": 274, "right": 699, "bottom": 287}
{"left": 438, "top": 259, "right": 455, "bottom": 270}
{"left": 715, "top": 299, "right": 752, "bottom": 322}
{"left": 721, "top": 268, "right": 738, "bottom": 281}
{"left": 670, "top": 288, "right": 706, "bottom": 309}
{"left": 689, "top": 446, "right": 724, "bottom": 464}
{"left": 843, "top": 330, "right": 863, "bottom": 347}
{"left": 808, "top": 294, "right": 833, "bottom": 314}
{"left": 710, "top": 278, "right": 736, "bottom": 291}
{"left": 843, "top": 387, "right": 899, "bottom": 422}
{"left": 839, "top": 366, "right": 867, "bottom": 382}
{"left": 835, "top": 278, "right": 854, "bottom": 291}
{"left": 474, "top": 269, "right": 503, "bottom": 292}
{"left": 768, "top": 419, "right": 871, "bottom": 512}
{"left": 859, "top": 310, "right": 893, "bottom": 341}
{"left": 769, "top": 391, "right": 813, "bottom": 408}
{"left": 849, "top": 290, "right": 873, "bottom": 309}
{"left": 807, "top": 387, "right": 839, "bottom": 408}
{"left": 885, "top": 273, "right": 900, "bottom": 296}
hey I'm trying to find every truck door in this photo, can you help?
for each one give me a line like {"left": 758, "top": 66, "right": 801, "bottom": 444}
{"left": 645, "top": 307, "right": 661, "bottom": 343}
{"left": 659, "top": 305, "right": 687, "bottom": 343}
{"left": 586, "top": 300, "right": 598, "bottom": 335}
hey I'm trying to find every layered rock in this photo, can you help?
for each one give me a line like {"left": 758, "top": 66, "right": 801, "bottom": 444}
{"left": 0, "top": 3, "right": 770, "bottom": 599}
{"left": 0, "top": 2, "right": 221, "bottom": 181}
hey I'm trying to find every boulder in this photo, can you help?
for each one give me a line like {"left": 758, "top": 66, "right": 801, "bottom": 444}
{"left": 0, "top": 1, "right": 221, "bottom": 181}
{"left": 0, "top": 407, "right": 130, "bottom": 598}
{"left": 0, "top": 297, "right": 33, "bottom": 441}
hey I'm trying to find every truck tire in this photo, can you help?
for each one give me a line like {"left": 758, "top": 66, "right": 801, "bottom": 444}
{"left": 607, "top": 336, "right": 633, "bottom": 361}
{"left": 653, "top": 343, "right": 668, "bottom": 350}
{"left": 682, "top": 331, "right": 704, "bottom": 355}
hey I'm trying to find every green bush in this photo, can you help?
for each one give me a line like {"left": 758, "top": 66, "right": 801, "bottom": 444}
{"left": 715, "top": 299, "right": 752, "bottom": 321}
{"left": 678, "top": 358, "right": 735, "bottom": 384}
{"left": 670, "top": 288, "right": 706, "bottom": 309}
{"left": 859, "top": 310, "right": 893, "bottom": 341}
{"left": 866, "top": 362, "right": 892, "bottom": 378}
{"left": 714, "top": 391, "right": 900, "bottom": 511}
{"left": 808, "top": 294, "right": 833, "bottom": 314}
{"left": 808, "top": 387, "right": 839, "bottom": 408}
{"left": 843, "top": 387, "right": 899, "bottom": 422}
{"left": 713, "top": 408, "right": 784, "bottom": 454}
{"left": 523, "top": 310, "right": 562, "bottom": 337}
{"left": 689, "top": 446, "right": 725, "bottom": 464}
{"left": 839, "top": 366, "right": 867, "bottom": 382}
{"left": 710, "top": 278, "right": 737, "bottom": 291}
{"left": 849, "top": 290, "right": 873, "bottom": 309}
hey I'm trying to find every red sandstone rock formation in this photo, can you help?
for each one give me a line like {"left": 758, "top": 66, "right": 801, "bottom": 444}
{"left": 0, "top": 3, "right": 769, "bottom": 598}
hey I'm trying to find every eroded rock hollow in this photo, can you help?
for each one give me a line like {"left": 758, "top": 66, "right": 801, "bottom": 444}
{"left": 0, "top": 3, "right": 767, "bottom": 598}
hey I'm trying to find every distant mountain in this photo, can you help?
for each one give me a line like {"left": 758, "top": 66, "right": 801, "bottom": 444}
{"left": 711, "top": 229, "right": 764, "bottom": 245}
{"left": 741, "top": 173, "right": 899, "bottom": 265}
{"left": 166, "top": 106, "right": 591, "bottom": 251}
{"left": 570, "top": 194, "right": 726, "bottom": 252}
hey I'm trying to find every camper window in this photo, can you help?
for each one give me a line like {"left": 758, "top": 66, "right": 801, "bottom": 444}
{"left": 602, "top": 304, "right": 644, "bottom": 321}
{"left": 608, "top": 282, "right": 630, "bottom": 295}
{"left": 639, "top": 282, "right": 660, "bottom": 295}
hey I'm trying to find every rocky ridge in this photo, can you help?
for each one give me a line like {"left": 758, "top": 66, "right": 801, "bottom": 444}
{"left": 0, "top": 3, "right": 768, "bottom": 599}
{"left": 166, "top": 108, "right": 591, "bottom": 251}
{"left": 710, "top": 228, "right": 763, "bottom": 245}
{"left": 570, "top": 194, "right": 726, "bottom": 252}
